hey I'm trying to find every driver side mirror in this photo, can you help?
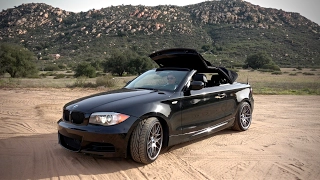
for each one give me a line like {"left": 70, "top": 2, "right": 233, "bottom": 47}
{"left": 189, "top": 81, "right": 204, "bottom": 90}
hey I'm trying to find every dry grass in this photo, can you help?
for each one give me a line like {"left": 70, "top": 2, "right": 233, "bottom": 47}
{"left": 237, "top": 68, "right": 320, "bottom": 95}
{"left": 1, "top": 68, "right": 319, "bottom": 95}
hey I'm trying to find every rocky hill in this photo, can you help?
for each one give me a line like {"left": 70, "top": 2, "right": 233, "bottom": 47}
{"left": 0, "top": 0, "right": 319, "bottom": 67}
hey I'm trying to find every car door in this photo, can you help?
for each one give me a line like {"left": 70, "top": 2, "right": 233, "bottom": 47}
{"left": 180, "top": 85, "right": 232, "bottom": 138}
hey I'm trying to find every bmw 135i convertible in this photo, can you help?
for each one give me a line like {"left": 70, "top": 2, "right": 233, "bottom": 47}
{"left": 58, "top": 48, "right": 254, "bottom": 164}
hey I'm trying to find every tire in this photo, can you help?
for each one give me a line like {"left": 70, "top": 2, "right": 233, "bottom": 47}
{"left": 130, "top": 117, "right": 163, "bottom": 164}
{"left": 233, "top": 102, "right": 252, "bottom": 131}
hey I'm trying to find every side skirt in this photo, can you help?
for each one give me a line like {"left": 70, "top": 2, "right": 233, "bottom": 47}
{"left": 168, "top": 118, "right": 234, "bottom": 146}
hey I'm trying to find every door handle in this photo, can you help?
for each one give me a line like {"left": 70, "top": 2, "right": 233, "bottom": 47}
{"left": 215, "top": 93, "right": 226, "bottom": 99}
{"left": 172, "top": 101, "right": 178, "bottom": 104}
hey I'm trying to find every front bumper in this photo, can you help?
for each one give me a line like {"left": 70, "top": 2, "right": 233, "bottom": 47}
{"left": 57, "top": 119, "right": 131, "bottom": 158}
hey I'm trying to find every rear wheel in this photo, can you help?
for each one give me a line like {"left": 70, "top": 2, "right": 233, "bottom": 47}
{"left": 130, "top": 117, "right": 163, "bottom": 164}
{"left": 233, "top": 102, "right": 252, "bottom": 131}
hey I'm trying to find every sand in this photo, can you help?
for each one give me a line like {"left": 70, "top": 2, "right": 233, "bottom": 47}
{"left": 0, "top": 88, "right": 319, "bottom": 179}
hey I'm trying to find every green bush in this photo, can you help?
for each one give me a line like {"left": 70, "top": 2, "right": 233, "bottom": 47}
{"left": 74, "top": 62, "right": 96, "bottom": 78}
{"left": 261, "top": 63, "right": 281, "bottom": 71}
{"left": 245, "top": 52, "right": 272, "bottom": 69}
{"left": 42, "top": 56, "right": 51, "bottom": 60}
{"left": 44, "top": 64, "right": 60, "bottom": 71}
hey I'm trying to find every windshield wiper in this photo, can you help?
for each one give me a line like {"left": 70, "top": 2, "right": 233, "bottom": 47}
{"left": 136, "top": 87, "right": 159, "bottom": 91}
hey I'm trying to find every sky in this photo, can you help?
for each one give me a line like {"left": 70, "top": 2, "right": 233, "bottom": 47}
{"left": 0, "top": 0, "right": 319, "bottom": 25}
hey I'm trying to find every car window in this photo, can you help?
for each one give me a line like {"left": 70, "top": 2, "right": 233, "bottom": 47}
{"left": 125, "top": 69, "right": 189, "bottom": 91}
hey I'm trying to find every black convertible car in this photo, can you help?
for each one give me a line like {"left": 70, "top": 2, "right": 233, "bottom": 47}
{"left": 58, "top": 48, "right": 254, "bottom": 164}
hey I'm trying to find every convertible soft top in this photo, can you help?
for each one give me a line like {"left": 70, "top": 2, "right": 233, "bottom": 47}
{"left": 149, "top": 48, "right": 238, "bottom": 84}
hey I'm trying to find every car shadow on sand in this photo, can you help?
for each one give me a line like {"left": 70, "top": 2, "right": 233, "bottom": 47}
{"left": 0, "top": 129, "right": 238, "bottom": 179}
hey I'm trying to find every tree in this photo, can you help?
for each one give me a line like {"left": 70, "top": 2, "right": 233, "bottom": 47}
{"left": 245, "top": 52, "right": 272, "bottom": 69}
{"left": 0, "top": 43, "right": 38, "bottom": 78}
{"left": 74, "top": 62, "right": 96, "bottom": 78}
{"left": 104, "top": 49, "right": 137, "bottom": 76}
{"left": 128, "top": 56, "right": 154, "bottom": 75}
{"left": 90, "top": 59, "right": 103, "bottom": 71}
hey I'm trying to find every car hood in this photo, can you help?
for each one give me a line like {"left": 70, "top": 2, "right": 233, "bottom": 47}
{"left": 64, "top": 88, "right": 170, "bottom": 113}
{"left": 149, "top": 48, "right": 238, "bottom": 83}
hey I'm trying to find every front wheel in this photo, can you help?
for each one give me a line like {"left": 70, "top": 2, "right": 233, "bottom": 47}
{"left": 233, "top": 102, "right": 252, "bottom": 131}
{"left": 130, "top": 117, "right": 163, "bottom": 164}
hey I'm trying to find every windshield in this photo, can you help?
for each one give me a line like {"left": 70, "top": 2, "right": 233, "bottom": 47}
{"left": 125, "top": 69, "right": 189, "bottom": 91}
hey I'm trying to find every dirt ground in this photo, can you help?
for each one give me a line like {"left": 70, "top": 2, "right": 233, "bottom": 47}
{"left": 0, "top": 88, "right": 319, "bottom": 180}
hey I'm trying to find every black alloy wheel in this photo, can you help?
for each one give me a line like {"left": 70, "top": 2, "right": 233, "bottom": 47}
{"left": 233, "top": 102, "right": 252, "bottom": 131}
{"left": 130, "top": 117, "right": 163, "bottom": 164}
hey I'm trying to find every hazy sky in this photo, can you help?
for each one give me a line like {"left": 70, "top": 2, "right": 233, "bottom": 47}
{"left": 1, "top": 0, "right": 319, "bottom": 25}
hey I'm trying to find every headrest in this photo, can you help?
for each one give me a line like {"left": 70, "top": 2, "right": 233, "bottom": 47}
{"left": 211, "top": 74, "right": 221, "bottom": 86}
{"left": 211, "top": 74, "right": 220, "bottom": 81}
{"left": 193, "top": 74, "right": 208, "bottom": 83}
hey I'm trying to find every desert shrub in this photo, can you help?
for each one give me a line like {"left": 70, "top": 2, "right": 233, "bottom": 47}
{"left": 42, "top": 56, "right": 51, "bottom": 60}
{"left": 296, "top": 67, "right": 302, "bottom": 70}
{"left": 53, "top": 74, "right": 66, "bottom": 79}
{"left": 39, "top": 73, "right": 47, "bottom": 78}
{"left": 44, "top": 64, "right": 60, "bottom": 71}
{"left": 69, "top": 76, "right": 96, "bottom": 88}
{"left": 261, "top": 63, "right": 281, "bottom": 71}
{"left": 44, "top": 71, "right": 57, "bottom": 76}
{"left": 271, "top": 71, "right": 282, "bottom": 75}
{"left": 258, "top": 69, "right": 274, "bottom": 72}
{"left": 303, "top": 72, "right": 315, "bottom": 76}
{"left": 58, "top": 64, "right": 67, "bottom": 70}
{"left": 96, "top": 75, "right": 116, "bottom": 87}
{"left": 229, "top": 68, "right": 239, "bottom": 72}
{"left": 70, "top": 76, "right": 86, "bottom": 87}
{"left": 289, "top": 73, "right": 297, "bottom": 76}
{"left": 0, "top": 78, "right": 20, "bottom": 87}
{"left": 66, "top": 70, "right": 73, "bottom": 73}
{"left": 310, "top": 68, "right": 317, "bottom": 71}
{"left": 96, "top": 71, "right": 106, "bottom": 77}
{"left": 27, "top": 73, "right": 40, "bottom": 78}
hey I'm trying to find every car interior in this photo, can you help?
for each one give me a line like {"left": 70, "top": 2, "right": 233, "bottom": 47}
{"left": 192, "top": 73, "right": 227, "bottom": 88}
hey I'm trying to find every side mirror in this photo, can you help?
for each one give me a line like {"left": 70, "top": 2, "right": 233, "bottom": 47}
{"left": 190, "top": 81, "right": 204, "bottom": 90}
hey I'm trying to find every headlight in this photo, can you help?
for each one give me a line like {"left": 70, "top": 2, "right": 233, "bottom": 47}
{"left": 89, "top": 112, "right": 130, "bottom": 126}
